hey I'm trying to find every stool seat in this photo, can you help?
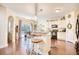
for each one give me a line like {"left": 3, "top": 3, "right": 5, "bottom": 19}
{"left": 31, "top": 39, "right": 43, "bottom": 55}
{"left": 32, "top": 39, "right": 43, "bottom": 43}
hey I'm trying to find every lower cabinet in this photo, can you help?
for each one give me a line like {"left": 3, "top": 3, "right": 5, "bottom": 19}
{"left": 57, "top": 32, "right": 66, "bottom": 41}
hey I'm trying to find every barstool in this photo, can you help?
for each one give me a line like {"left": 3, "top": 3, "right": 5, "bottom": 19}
{"left": 32, "top": 39, "right": 43, "bottom": 55}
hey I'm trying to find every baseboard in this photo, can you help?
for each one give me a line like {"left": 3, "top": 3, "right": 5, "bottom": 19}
{"left": 58, "top": 39, "right": 65, "bottom": 41}
{"left": 0, "top": 44, "right": 8, "bottom": 48}
{"left": 58, "top": 39, "right": 75, "bottom": 44}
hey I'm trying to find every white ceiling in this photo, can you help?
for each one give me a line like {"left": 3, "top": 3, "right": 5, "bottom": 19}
{"left": 2, "top": 3, "right": 79, "bottom": 20}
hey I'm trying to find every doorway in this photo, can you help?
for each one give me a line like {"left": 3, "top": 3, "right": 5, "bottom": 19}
{"left": 19, "top": 21, "right": 33, "bottom": 50}
{"left": 7, "top": 16, "right": 14, "bottom": 43}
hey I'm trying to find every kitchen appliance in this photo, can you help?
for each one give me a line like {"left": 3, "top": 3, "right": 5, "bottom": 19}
{"left": 51, "top": 30, "right": 57, "bottom": 40}
{"left": 51, "top": 25, "right": 58, "bottom": 40}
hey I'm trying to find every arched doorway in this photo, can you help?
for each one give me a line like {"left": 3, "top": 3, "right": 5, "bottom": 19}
{"left": 7, "top": 16, "right": 14, "bottom": 43}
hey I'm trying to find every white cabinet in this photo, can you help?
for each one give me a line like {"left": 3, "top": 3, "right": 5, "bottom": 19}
{"left": 57, "top": 32, "right": 66, "bottom": 40}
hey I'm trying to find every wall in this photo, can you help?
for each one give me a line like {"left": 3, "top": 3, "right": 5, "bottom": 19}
{"left": 65, "top": 11, "right": 77, "bottom": 44}
{"left": 6, "top": 8, "right": 16, "bottom": 45}
{"left": 58, "top": 20, "right": 66, "bottom": 29}
{"left": 47, "top": 19, "right": 66, "bottom": 30}
{"left": 0, "top": 6, "right": 8, "bottom": 48}
{"left": 0, "top": 5, "right": 16, "bottom": 48}
{"left": 15, "top": 17, "right": 20, "bottom": 26}
{"left": 47, "top": 20, "right": 58, "bottom": 29}
{"left": 37, "top": 18, "right": 49, "bottom": 33}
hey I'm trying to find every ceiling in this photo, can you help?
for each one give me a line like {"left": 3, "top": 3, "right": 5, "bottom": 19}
{"left": 2, "top": 3, "right": 79, "bottom": 20}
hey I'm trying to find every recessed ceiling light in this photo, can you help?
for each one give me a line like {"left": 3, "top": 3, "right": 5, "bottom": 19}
{"left": 56, "top": 9, "right": 61, "bottom": 12}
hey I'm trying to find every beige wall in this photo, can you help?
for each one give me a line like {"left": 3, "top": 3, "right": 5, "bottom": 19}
{"left": 65, "top": 10, "right": 79, "bottom": 43}
{"left": 65, "top": 11, "right": 76, "bottom": 43}
{"left": 37, "top": 19, "right": 49, "bottom": 33}
{"left": 0, "top": 6, "right": 8, "bottom": 48}
{"left": 6, "top": 8, "right": 16, "bottom": 45}
{"left": 0, "top": 5, "right": 17, "bottom": 48}
{"left": 15, "top": 17, "right": 20, "bottom": 26}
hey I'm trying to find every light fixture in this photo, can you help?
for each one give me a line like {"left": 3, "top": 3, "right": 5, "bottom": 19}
{"left": 56, "top": 9, "right": 61, "bottom": 12}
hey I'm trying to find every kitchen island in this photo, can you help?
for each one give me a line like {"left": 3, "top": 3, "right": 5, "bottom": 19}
{"left": 28, "top": 32, "right": 51, "bottom": 55}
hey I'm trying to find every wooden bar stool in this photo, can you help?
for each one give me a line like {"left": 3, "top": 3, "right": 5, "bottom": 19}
{"left": 32, "top": 39, "right": 43, "bottom": 55}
